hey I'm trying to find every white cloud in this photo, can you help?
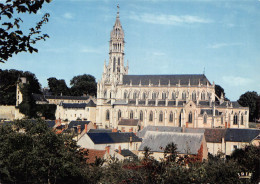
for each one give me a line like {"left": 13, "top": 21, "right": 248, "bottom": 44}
{"left": 222, "top": 76, "right": 253, "bottom": 87}
{"left": 63, "top": 12, "right": 74, "bottom": 19}
{"left": 129, "top": 12, "right": 212, "bottom": 25}
{"left": 207, "top": 42, "right": 242, "bottom": 49}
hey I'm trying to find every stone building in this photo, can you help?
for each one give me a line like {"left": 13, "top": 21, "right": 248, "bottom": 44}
{"left": 96, "top": 8, "right": 249, "bottom": 130}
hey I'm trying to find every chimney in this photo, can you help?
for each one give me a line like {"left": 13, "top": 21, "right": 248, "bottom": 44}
{"left": 186, "top": 122, "right": 188, "bottom": 128}
{"left": 112, "top": 128, "right": 117, "bottom": 132}
{"left": 84, "top": 123, "right": 88, "bottom": 133}
{"left": 105, "top": 146, "right": 110, "bottom": 154}
{"left": 77, "top": 125, "right": 81, "bottom": 134}
{"left": 129, "top": 136, "right": 132, "bottom": 143}
{"left": 118, "top": 146, "right": 121, "bottom": 154}
{"left": 94, "top": 123, "right": 97, "bottom": 129}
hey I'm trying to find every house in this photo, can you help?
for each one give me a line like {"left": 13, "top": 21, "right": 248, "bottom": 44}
{"left": 204, "top": 128, "right": 226, "bottom": 156}
{"left": 138, "top": 131, "right": 208, "bottom": 161}
{"left": 225, "top": 128, "right": 260, "bottom": 155}
{"left": 77, "top": 132, "right": 142, "bottom": 151}
{"left": 118, "top": 119, "right": 140, "bottom": 132}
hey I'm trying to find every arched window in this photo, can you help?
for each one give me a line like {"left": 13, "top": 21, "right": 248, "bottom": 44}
{"left": 169, "top": 112, "right": 173, "bottom": 122}
{"left": 142, "top": 92, "right": 146, "bottom": 100}
{"left": 149, "top": 111, "right": 153, "bottom": 121}
{"left": 172, "top": 92, "right": 176, "bottom": 100}
{"left": 118, "top": 58, "right": 120, "bottom": 65}
{"left": 104, "top": 90, "right": 107, "bottom": 98}
{"left": 182, "top": 91, "right": 186, "bottom": 100}
{"left": 188, "top": 112, "right": 192, "bottom": 123}
{"left": 113, "top": 57, "right": 116, "bottom": 72}
{"left": 201, "top": 92, "right": 206, "bottom": 100}
{"left": 152, "top": 92, "right": 157, "bottom": 100}
{"left": 133, "top": 92, "right": 137, "bottom": 99}
{"left": 203, "top": 114, "right": 207, "bottom": 124}
{"left": 130, "top": 110, "right": 134, "bottom": 119}
{"left": 192, "top": 91, "right": 196, "bottom": 101}
{"left": 233, "top": 114, "right": 238, "bottom": 125}
{"left": 221, "top": 116, "right": 224, "bottom": 125}
{"left": 159, "top": 111, "right": 163, "bottom": 122}
{"left": 162, "top": 92, "right": 166, "bottom": 100}
{"left": 124, "top": 91, "right": 127, "bottom": 99}
{"left": 140, "top": 111, "right": 143, "bottom": 121}
{"left": 118, "top": 110, "right": 121, "bottom": 120}
{"left": 106, "top": 110, "right": 110, "bottom": 121}
{"left": 241, "top": 114, "right": 244, "bottom": 125}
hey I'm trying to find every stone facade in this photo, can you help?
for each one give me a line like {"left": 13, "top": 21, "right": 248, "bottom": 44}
{"left": 96, "top": 9, "right": 249, "bottom": 130}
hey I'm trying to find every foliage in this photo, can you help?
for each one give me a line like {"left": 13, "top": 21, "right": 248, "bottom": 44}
{"left": 0, "top": 0, "right": 51, "bottom": 63}
{"left": 70, "top": 74, "right": 97, "bottom": 96}
{"left": 36, "top": 104, "right": 56, "bottom": 120}
{"left": 47, "top": 77, "right": 71, "bottom": 96}
{"left": 231, "top": 145, "right": 260, "bottom": 183}
{"left": 215, "top": 84, "right": 229, "bottom": 101}
{"left": 164, "top": 142, "right": 178, "bottom": 163}
{"left": 0, "top": 119, "right": 89, "bottom": 183}
{"left": 238, "top": 91, "right": 259, "bottom": 121}
{"left": 0, "top": 69, "right": 41, "bottom": 105}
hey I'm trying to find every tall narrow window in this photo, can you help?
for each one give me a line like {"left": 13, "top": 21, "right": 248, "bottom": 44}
{"left": 118, "top": 58, "right": 120, "bottom": 65}
{"left": 104, "top": 90, "right": 107, "bottom": 98}
{"left": 162, "top": 92, "right": 166, "bottom": 100}
{"left": 159, "top": 111, "right": 163, "bottom": 122}
{"left": 192, "top": 91, "right": 196, "bottom": 101}
{"left": 118, "top": 110, "right": 121, "bottom": 120}
{"left": 241, "top": 114, "right": 244, "bottom": 125}
{"left": 106, "top": 110, "right": 110, "bottom": 121}
{"left": 133, "top": 92, "right": 137, "bottom": 99}
{"left": 172, "top": 92, "right": 176, "bottom": 100}
{"left": 201, "top": 92, "right": 206, "bottom": 100}
{"left": 130, "top": 110, "right": 134, "bottom": 119}
{"left": 142, "top": 92, "right": 146, "bottom": 100}
{"left": 221, "top": 116, "right": 224, "bottom": 124}
{"left": 233, "top": 114, "right": 238, "bottom": 125}
{"left": 140, "top": 111, "right": 143, "bottom": 121}
{"left": 152, "top": 92, "right": 157, "bottom": 100}
{"left": 188, "top": 112, "right": 192, "bottom": 123}
{"left": 203, "top": 114, "right": 207, "bottom": 124}
{"left": 149, "top": 111, "right": 153, "bottom": 121}
{"left": 169, "top": 112, "right": 173, "bottom": 122}
{"left": 124, "top": 91, "right": 127, "bottom": 99}
{"left": 113, "top": 57, "right": 116, "bottom": 72}
{"left": 182, "top": 91, "right": 186, "bottom": 100}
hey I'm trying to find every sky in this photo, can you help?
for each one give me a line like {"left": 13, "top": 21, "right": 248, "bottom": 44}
{"left": 1, "top": 0, "right": 260, "bottom": 101}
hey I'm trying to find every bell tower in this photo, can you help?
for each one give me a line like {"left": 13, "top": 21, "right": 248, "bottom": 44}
{"left": 102, "top": 5, "right": 128, "bottom": 85}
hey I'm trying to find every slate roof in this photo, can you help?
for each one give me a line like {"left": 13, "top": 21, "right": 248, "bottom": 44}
{"left": 118, "top": 119, "right": 139, "bottom": 126}
{"left": 139, "top": 131, "right": 204, "bottom": 155}
{"left": 118, "top": 149, "right": 137, "bottom": 158}
{"left": 137, "top": 126, "right": 182, "bottom": 138}
{"left": 88, "top": 129, "right": 113, "bottom": 133}
{"left": 199, "top": 101, "right": 210, "bottom": 106}
{"left": 123, "top": 74, "right": 211, "bottom": 86}
{"left": 32, "top": 93, "right": 48, "bottom": 102}
{"left": 113, "top": 100, "right": 128, "bottom": 105}
{"left": 178, "top": 101, "right": 185, "bottom": 106}
{"left": 231, "top": 101, "right": 243, "bottom": 108}
{"left": 148, "top": 100, "right": 155, "bottom": 105}
{"left": 86, "top": 100, "right": 96, "bottom": 107}
{"left": 62, "top": 103, "right": 87, "bottom": 109}
{"left": 129, "top": 100, "right": 136, "bottom": 105}
{"left": 158, "top": 101, "right": 166, "bottom": 106}
{"left": 45, "top": 120, "right": 55, "bottom": 128}
{"left": 87, "top": 132, "right": 142, "bottom": 144}
{"left": 204, "top": 128, "right": 226, "bottom": 143}
{"left": 168, "top": 101, "right": 176, "bottom": 106}
{"left": 68, "top": 121, "right": 91, "bottom": 133}
{"left": 138, "top": 100, "right": 145, "bottom": 105}
{"left": 45, "top": 95, "right": 89, "bottom": 100}
{"left": 225, "top": 128, "right": 260, "bottom": 142}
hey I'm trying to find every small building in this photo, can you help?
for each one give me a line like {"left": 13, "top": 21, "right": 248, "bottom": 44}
{"left": 225, "top": 128, "right": 260, "bottom": 155}
{"left": 118, "top": 119, "right": 140, "bottom": 132}
{"left": 138, "top": 131, "right": 208, "bottom": 161}
{"left": 77, "top": 132, "right": 142, "bottom": 151}
{"left": 204, "top": 128, "right": 226, "bottom": 156}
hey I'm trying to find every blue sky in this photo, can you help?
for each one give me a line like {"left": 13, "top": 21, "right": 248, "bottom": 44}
{"left": 1, "top": 0, "right": 259, "bottom": 101}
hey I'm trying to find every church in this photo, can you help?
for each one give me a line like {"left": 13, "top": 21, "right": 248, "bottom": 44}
{"left": 96, "top": 8, "right": 249, "bottom": 131}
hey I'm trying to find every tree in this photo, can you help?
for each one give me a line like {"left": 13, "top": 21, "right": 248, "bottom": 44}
{"left": 238, "top": 91, "right": 259, "bottom": 122}
{"left": 0, "top": 0, "right": 51, "bottom": 63}
{"left": 0, "top": 119, "right": 90, "bottom": 183}
{"left": 47, "top": 77, "right": 70, "bottom": 96}
{"left": 70, "top": 74, "right": 97, "bottom": 96}
{"left": 164, "top": 142, "right": 178, "bottom": 163}
{"left": 0, "top": 69, "right": 41, "bottom": 105}
{"left": 215, "top": 84, "right": 229, "bottom": 102}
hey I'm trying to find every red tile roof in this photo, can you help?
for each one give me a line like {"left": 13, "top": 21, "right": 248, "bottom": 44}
{"left": 85, "top": 149, "right": 106, "bottom": 163}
